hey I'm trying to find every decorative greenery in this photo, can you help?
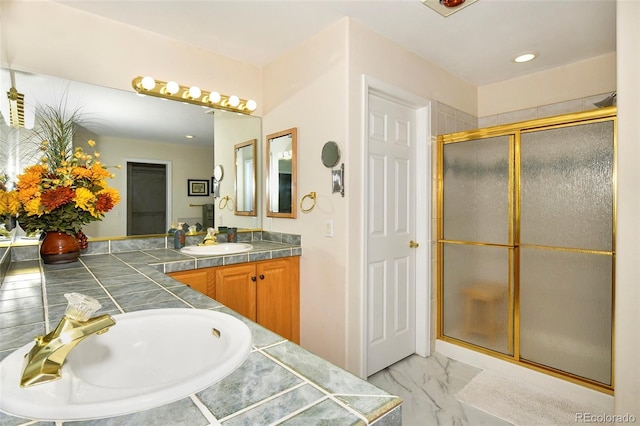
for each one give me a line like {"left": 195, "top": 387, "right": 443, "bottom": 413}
{"left": 1, "top": 103, "right": 120, "bottom": 235}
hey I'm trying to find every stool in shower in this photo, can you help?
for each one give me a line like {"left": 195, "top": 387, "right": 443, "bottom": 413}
{"left": 462, "top": 282, "right": 507, "bottom": 343}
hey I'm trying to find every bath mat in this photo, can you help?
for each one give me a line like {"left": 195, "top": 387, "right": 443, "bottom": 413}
{"left": 455, "top": 370, "right": 609, "bottom": 426}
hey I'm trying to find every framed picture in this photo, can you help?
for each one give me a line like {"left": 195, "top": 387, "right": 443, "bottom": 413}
{"left": 188, "top": 179, "right": 209, "bottom": 196}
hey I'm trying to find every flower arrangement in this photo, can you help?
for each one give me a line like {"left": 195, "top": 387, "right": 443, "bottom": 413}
{"left": 1, "top": 103, "right": 120, "bottom": 237}
{"left": 12, "top": 139, "right": 120, "bottom": 235}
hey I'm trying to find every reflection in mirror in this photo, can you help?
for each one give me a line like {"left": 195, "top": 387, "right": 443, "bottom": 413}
{"left": 0, "top": 68, "right": 262, "bottom": 239}
{"left": 213, "top": 165, "right": 224, "bottom": 181}
{"left": 266, "top": 128, "right": 297, "bottom": 219}
{"left": 234, "top": 139, "right": 256, "bottom": 216}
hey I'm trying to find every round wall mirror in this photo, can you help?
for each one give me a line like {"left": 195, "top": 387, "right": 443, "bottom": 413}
{"left": 213, "top": 164, "right": 224, "bottom": 181}
{"left": 321, "top": 141, "right": 341, "bottom": 168}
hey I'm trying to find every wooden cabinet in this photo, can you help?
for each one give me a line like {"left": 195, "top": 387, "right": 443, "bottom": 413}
{"left": 168, "top": 269, "right": 213, "bottom": 296}
{"left": 213, "top": 263, "right": 257, "bottom": 320}
{"left": 168, "top": 257, "right": 300, "bottom": 343}
{"left": 215, "top": 257, "right": 300, "bottom": 343}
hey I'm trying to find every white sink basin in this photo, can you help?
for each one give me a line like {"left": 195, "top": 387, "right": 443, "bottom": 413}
{"left": 0, "top": 308, "right": 252, "bottom": 421}
{"left": 181, "top": 242, "right": 253, "bottom": 256}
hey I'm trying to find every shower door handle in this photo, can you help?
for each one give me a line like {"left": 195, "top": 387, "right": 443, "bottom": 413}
{"left": 409, "top": 240, "right": 419, "bottom": 248}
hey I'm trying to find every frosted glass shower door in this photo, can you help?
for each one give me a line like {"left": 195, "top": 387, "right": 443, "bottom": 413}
{"left": 519, "top": 120, "right": 614, "bottom": 385}
{"left": 441, "top": 135, "right": 513, "bottom": 354}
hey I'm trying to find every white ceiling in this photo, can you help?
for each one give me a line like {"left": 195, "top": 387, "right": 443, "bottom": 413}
{"left": 55, "top": 0, "right": 616, "bottom": 86}
{"left": 3, "top": 0, "right": 617, "bottom": 145}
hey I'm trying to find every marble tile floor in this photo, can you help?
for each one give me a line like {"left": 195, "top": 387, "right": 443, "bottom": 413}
{"left": 368, "top": 353, "right": 514, "bottom": 426}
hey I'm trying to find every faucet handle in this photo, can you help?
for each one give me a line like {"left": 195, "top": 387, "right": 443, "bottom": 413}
{"left": 64, "top": 293, "right": 103, "bottom": 321}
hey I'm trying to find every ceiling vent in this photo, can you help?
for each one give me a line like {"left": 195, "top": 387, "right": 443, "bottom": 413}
{"left": 421, "top": 0, "right": 479, "bottom": 17}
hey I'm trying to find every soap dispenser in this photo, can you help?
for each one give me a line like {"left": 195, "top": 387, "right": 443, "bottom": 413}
{"left": 174, "top": 222, "right": 185, "bottom": 249}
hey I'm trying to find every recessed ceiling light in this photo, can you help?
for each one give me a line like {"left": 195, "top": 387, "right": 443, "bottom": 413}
{"left": 514, "top": 53, "right": 537, "bottom": 63}
{"left": 185, "top": 135, "right": 194, "bottom": 139}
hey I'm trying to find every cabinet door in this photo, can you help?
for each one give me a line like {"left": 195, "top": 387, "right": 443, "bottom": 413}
{"left": 256, "top": 257, "right": 300, "bottom": 343}
{"left": 168, "top": 270, "right": 212, "bottom": 296}
{"left": 214, "top": 263, "right": 257, "bottom": 321}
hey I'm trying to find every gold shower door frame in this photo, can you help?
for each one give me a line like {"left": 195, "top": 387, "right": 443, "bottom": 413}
{"left": 436, "top": 107, "right": 617, "bottom": 394}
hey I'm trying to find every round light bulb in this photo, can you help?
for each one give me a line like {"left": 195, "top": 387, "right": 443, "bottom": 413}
{"left": 165, "top": 81, "right": 179, "bottom": 95}
{"left": 208, "top": 92, "right": 221, "bottom": 103}
{"left": 188, "top": 86, "right": 201, "bottom": 99}
{"left": 229, "top": 95, "right": 240, "bottom": 107}
{"left": 246, "top": 100, "right": 257, "bottom": 111}
{"left": 141, "top": 76, "right": 156, "bottom": 90}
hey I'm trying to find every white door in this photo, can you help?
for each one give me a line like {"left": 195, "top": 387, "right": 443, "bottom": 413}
{"left": 366, "top": 93, "right": 417, "bottom": 375}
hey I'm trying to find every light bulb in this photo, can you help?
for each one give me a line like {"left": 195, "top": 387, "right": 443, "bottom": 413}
{"left": 246, "top": 100, "right": 257, "bottom": 111}
{"left": 141, "top": 76, "right": 156, "bottom": 90}
{"left": 229, "top": 95, "right": 240, "bottom": 107}
{"left": 188, "top": 86, "right": 201, "bottom": 99}
{"left": 208, "top": 92, "right": 221, "bottom": 103}
{"left": 165, "top": 81, "right": 179, "bottom": 95}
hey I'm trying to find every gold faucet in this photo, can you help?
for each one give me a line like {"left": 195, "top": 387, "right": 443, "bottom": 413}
{"left": 20, "top": 293, "right": 116, "bottom": 387}
{"left": 199, "top": 227, "right": 218, "bottom": 246}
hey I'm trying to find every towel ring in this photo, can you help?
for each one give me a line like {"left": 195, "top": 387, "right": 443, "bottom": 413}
{"left": 218, "top": 195, "right": 234, "bottom": 210}
{"left": 300, "top": 191, "right": 317, "bottom": 213}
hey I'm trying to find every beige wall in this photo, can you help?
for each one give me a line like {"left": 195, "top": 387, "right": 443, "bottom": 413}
{"left": 262, "top": 19, "right": 350, "bottom": 366}
{"left": 478, "top": 53, "right": 616, "bottom": 117}
{"left": 614, "top": 0, "right": 640, "bottom": 418}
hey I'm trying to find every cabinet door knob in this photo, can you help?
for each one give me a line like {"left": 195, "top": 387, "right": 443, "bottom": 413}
{"left": 259, "top": 274, "right": 265, "bottom": 280}
{"left": 251, "top": 276, "right": 257, "bottom": 282}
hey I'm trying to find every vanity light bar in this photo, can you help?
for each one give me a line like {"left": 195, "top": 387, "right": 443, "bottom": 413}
{"left": 131, "top": 76, "right": 257, "bottom": 115}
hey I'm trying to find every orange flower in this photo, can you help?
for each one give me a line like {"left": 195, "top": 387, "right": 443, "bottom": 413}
{"left": 40, "top": 186, "right": 75, "bottom": 211}
{"left": 71, "top": 166, "right": 92, "bottom": 180}
{"left": 16, "top": 186, "right": 39, "bottom": 204}
{"left": 90, "top": 163, "right": 112, "bottom": 180}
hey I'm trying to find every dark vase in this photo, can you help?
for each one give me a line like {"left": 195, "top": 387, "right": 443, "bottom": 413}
{"left": 40, "top": 231, "right": 80, "bottom": 264}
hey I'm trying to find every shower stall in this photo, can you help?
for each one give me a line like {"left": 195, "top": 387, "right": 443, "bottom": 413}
{"left": 437, "top": 107, "right": 616, "bottom": 392}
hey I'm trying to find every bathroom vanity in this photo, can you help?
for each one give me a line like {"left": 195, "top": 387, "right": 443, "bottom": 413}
{"left": 169, "top": 256, "right": 300, "bottom": 343}
{"left": 0, "top": 232, "right": 402, "bottom": 424}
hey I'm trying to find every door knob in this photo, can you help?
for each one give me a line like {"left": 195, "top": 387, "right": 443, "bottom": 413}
{"left": 251, "top": 276, "right": 257, "bottom": 282}
{"left": 409, "top": 240, "right": 419, "bottom": 248}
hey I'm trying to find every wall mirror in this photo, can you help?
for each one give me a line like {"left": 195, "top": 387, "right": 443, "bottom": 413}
{"left": 266, "top": 128, "right": 297, "bottom": 218}
{"left": 234, "top": 139, "right": 257, "bottom": 216}
{"left": 0, "top": 68, "right": 262, "bottom": 240}
{"left": 321, "top": 141, "right": 341, "bottom": 167}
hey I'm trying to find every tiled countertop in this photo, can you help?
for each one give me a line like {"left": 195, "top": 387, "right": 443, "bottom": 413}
{"left": 0, "top": 237, "right": 402, "bottom": 425}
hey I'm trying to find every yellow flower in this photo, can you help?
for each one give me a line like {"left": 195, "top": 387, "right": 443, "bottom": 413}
{"left": 74, "top": 187, "right": 95, "bottom": 211}
{"left": 87, "top": 140, "right": 96, "bottom": 147}
{"left": 8, "top": 192, "right": 20, "bottom": 214}
{"left": 24, "top": 197, "right": 43, "bottom": 216}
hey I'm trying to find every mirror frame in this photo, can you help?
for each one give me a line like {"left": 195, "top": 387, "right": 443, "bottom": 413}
{"left": 234, "top": 139, "right": 257, "bottom": 217}
{"left": 266, "top": 128, "right": 297, "bottom": 219}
